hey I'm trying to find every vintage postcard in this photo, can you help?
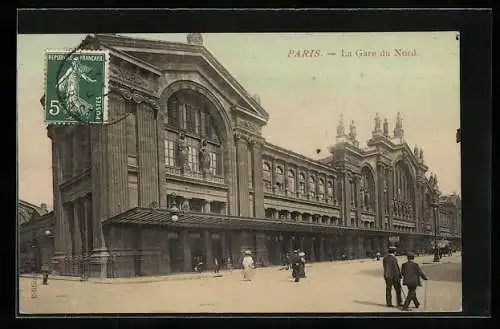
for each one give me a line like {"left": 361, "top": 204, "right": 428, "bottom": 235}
{"left": 18, "top": 32, "right": 461, "bottom": 314}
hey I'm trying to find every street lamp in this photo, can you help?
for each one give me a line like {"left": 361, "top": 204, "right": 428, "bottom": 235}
{"left": 168, "top": 193, "right": 183, "bottom": 222}
{"left": 432, "top": 191, "right": 441, "bottom": 263}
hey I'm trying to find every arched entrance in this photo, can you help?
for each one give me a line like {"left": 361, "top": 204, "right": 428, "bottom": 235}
{"left": 159, "top": 80, "right": 235, "bottom": 210}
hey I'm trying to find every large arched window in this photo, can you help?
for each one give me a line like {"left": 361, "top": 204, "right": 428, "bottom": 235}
{"left": 263, "top": 161, "right": 272, "bottom": 190}
{"left": 163, "top": 90, "right": 223, "bottom": 181}
{"left": 276, "top": 165, "right": 284, "bottom": 191}
{"left": 394, "top": 160, "right": 416, "bottom": 219}
{"left": 361, "top": 166, "right": 376, "bottom": 211}
{"left": 309, "top": 176, "right": 316, "bottom": 199}
{"left": 318, "top": 178, "right": 325, "bottom": 201}
{"left": 299, "top": 173, "right": 306, "bottom": 196}
{"left": 287, "top": 170, "right": 296, "bottom": 194}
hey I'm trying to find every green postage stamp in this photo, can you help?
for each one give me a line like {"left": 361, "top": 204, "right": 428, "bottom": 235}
{"left": 44, "top": 50, "right": 108, "bottom": 124}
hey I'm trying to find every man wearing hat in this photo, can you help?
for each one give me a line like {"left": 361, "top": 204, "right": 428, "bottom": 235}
{"left": 290, "top": 250, "right": 302, "bottom": 282}
{"left": 401, "top": 252, "right": 428, "bottom": 311}
{"left": 383, "top": 246, "right": 403, "bottom": 307}
{"left": 242, "top": 250, "right": 255, "bottom": 281}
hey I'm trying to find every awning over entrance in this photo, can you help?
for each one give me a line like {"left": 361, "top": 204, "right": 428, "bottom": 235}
{"left": 102, "top": 207, "right": 434, "bottom": 237}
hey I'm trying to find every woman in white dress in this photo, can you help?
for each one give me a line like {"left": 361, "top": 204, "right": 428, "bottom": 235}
{"left": 242, "top": 250, "right": 254, "bottom": 281}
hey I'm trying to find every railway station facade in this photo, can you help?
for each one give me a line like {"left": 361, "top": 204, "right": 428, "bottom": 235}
{"left": 46, "top": 34, "right": 461, "bottom": 278}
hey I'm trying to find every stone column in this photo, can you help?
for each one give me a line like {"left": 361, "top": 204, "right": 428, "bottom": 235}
{"left": 235, "top": 133, "right": 249, "bottom": 217}
{"left": 346, "top": 235, "right": 353, "bottom": 258}
{"left": 48, "top": 128, "right": 70, "bottom": 271}
{"left": 90, "top": 125, "right": 107, "bottom": 249}
{"left": 354, "top": 236, "right": 361, "bottom": 259}
{"left": 204, "top": 200, "right": 212, "bottom": 213}
{"left": 159, "top": 229, "right": 171, "bottom": 274}
{"left": 220, "top": 231, "right": 228, "bottom": 259}
{"left": 252, "top": 140, "right": 265, "bottom": 218}
{"left": 204, "top": 231, "right": 213, "bottom": 269}
{"left": 296, "top": 167, "right": 301, "bottom": 198}
{"left": 255, "top": 233, "right": 269, "bottom": 266}
{"left": 365, "top": 236, "right": 372, "bottom": 255}
{"left": 314, "top": 172, "right": 319, "bottom": 201}
{"left": 156, "top": 107, "right": 167, "bottom": 208}
{"left": 72, "top": 127, "right": 80, "bottom": 176}
{"left": 376, "top": 163, "right": 386, "bottom": 229}
{"left": 355, "top": 174, "right": 362, "bottom": 227}
{"left": 381, "top": 235, "right": 388, "bottom": 253}
{"left": 305, "top": 170, "right": 310, "bottom": 199}
{"left": 342, "top": 173, "right": 351, "bottom": 227}
{"left": 332, "top": 174, "right": 337, "bottom": 205}
{"left": 106, "top": 94, "right": 129, "bottom": 216}
{"left": 274, "top": 236, "right": 282, "bottom": 265}
{"left": 284, "top": 162, "right": 289, "bottom": 196}
{"left": 415, "top": 182, "right": 422, "bottom": 232}
{"left": 319, "top": 237, "right": 325, "bottom": 261}
{"left": 271, "top": 157, "right": 277, "bottom": 193}
{"left": 137, "top": 102, "right": 159, "bottom": 208}
{"left": 226, "top": 135, "right": 239, "bottom": 217}
{"left": 387, "top": 167, "right": 394, "bottom": 229}
{"left": 71, "top": 201, "right": 83, "bottom": 276}
{"left": 287, "top": 236, "right": 293, "bottom": 252}
{"left": 72, "top": 201, "right": 83, "bottom": 257}
{"left": 374, "top": 236, "right": 381, "bottom": 252}
{"left": 62, "top": 204, "right": 73, "bottom": 274}
{"left": 309, "top": 237, "right": 316, "bottom": 261}
{"left": 181, "top": 230, "right": 192, "bottom": 272}
{"left": 83, "top": 197, "right": 90, "bottom": 256}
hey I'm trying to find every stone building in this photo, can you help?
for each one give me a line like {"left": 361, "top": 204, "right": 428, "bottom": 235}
{"left": 46, "top": 34, "right": 461, "bottom": 278}
{"left": 18, "top": 200, "right": 54, "bottom": 273}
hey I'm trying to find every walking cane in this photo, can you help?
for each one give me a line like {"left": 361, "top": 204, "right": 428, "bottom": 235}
{"left": 423, "top": 280, "right": 428, "bottom": 311}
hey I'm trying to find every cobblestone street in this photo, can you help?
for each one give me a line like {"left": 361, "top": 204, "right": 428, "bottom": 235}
{"left": 19, "top": 255, "right": 461, "bottom": 314}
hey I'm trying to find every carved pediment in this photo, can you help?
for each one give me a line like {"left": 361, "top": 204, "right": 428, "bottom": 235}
{"left": 109, "top": 56, "right": 159, "bottom": 96}
{"left": 91, "top": 34, "right": 269, "bottom": 123}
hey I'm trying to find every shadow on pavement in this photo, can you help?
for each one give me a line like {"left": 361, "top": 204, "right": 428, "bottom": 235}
{"left": 352, "top": 300, "right": 395, "bottom": 310}
{"left": 359, "top": 262, "right": 461, "bottom": 283}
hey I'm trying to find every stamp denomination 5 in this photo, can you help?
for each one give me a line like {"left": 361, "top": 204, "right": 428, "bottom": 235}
{"left": 44, "top": 50, "right": 108, "bottom": 125}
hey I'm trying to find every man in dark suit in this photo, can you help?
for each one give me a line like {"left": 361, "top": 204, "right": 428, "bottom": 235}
{"left": 383, "top": 246, "right": 403, "bottom": 307}
{"left": 290, "top": 250, "right": 301, "bottom": 283}
{"left": 401, "top": 252, "right": 428, "bottom": 311}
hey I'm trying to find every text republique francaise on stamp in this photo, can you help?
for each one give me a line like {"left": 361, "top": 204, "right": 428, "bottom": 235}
{"left": 44, "top": 50, "right": 108, "bottom": 124}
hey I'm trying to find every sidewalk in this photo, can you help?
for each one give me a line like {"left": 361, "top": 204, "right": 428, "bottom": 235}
{"left": 19, "top": 254, "right": 458, "bottom": 285}
{"left": 19, "top": 271, "right": 225, "bottom": 284}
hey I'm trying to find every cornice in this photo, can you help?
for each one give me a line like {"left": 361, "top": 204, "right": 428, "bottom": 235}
{"left": 109, "top": 84, "right": 160, "bottom": 110}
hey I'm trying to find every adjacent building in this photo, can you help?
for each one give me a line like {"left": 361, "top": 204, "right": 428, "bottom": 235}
{"left": 18, "top": 200, "right": 54, "bottom": 273}
{"left": 45, "top": 34, "right": 461, "bottom": 278}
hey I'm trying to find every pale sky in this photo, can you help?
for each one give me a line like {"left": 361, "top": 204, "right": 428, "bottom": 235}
{"left": 17, "top": 32, "right": 461, "bottom": 209}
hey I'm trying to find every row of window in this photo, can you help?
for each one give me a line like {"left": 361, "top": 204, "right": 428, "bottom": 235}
{"left": 166, "top": 95, "right": 220, "bottom": 143}
{"left": 262, "top": 162, "right": 381, "bottom": 212}
{"left": 262, "top": 162, "right": 336, "bottom": 200}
